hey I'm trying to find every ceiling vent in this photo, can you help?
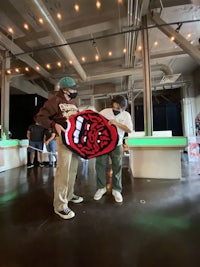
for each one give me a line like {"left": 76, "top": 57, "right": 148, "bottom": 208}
{"left": 159, "top": 74, "right": 181, "bottom": 84}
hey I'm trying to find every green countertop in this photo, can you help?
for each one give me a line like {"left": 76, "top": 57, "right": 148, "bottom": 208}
{"left": 0, "top": 139, "right": 29, "bottom": 147}
{"left": 125, "top": 136, "right": 187, "bottom": 148}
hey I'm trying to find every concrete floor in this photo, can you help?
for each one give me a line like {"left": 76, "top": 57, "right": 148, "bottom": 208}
{"left": 0, "top": 158, "right": 200, "bottom": 267}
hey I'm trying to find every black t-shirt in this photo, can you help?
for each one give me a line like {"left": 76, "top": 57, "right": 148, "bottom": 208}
{"left": 44, "top": 128, "right": 55, "bottom": 141}
{"left": 28, "top": 124, "right": 46, "bottom": 142}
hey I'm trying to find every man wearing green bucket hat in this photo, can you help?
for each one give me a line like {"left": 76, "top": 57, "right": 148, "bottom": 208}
{"left": 36, "top": 76, "right": 83, "bottom": 219}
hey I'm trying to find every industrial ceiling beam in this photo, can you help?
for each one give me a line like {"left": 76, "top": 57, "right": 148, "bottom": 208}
{"left": 0, "top": 32, "right": 53, "bottom": 81}
{"left": 29, "top": 0, "right": 87, "bottom": 81}
{"left": 151, "top": 12, "right": 200, "bottom": 65}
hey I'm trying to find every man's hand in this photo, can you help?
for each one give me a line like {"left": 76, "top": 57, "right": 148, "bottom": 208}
{"left": 108, "top": 119, "right": 118, "bottom": 126}
{"left": 55, "top": 123, "right": 65, "bottom": 136}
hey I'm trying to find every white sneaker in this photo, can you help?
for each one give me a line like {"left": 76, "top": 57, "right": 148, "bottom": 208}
{"left": 112, "top": 189, "right": 123, "bottom": 203}
{"left": 94, "top": 187, "right": 107, "bottom": 200}
{"left": 55, "top": 207, "right": 75, "bottom": 219}
{"left": 70, "top": 194, "right": 84, "bottom": 203}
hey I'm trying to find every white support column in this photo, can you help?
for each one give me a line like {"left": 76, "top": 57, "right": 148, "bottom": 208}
{"left": 181, "top": 82, "right": 198, "bottom": 161}
{"left": 1, "top": 51, "right": 11, "bottom": 138}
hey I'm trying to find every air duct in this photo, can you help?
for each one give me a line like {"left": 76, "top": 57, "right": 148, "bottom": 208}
{"left": 86, "top": 63, "right": 173, "bottom": 82}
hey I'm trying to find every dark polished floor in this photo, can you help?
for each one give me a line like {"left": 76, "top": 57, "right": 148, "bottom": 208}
{"left": 0, "top": 157, "right": 200, "bottom": 267}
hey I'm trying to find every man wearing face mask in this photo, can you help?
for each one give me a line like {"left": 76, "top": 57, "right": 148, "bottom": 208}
{"left": 36, "top": 76, "right": 83, "bottom": 219}
{"left": 94, "top": 95, "right": 133, "bottom": 203}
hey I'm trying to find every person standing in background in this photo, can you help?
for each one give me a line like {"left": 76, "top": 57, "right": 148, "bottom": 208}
{"left": 195, "top": 112, "right": 200, "bottom": 174}
{"left": 94, "top": 95, "right": 133, "bottom": 203}
{"left": 45, "top": 128, "right": 58, "bottom": 167}
{"left": 36, "top": 76, "right": 83, "bottom": 220}
{"left": 27, "top": 116, "right": 46, "bottom": 168}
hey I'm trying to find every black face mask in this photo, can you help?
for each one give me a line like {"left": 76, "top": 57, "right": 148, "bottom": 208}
{"left": 68, "top": 92, "right": 78, "bottom": 99}
{"left": 113, "top": 109, "right": 120, "bottom": 116}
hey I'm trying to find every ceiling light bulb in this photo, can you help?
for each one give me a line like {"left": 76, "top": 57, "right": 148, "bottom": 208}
{"left": 8, "top": 27, "right": 14, "bottom": 34}
{"left": 95, "top": 54, "right": 100, "bottom": 61}
{"left": 25, "top": 67, "right": 30, "bottom": 72}
{"left": 36, "top": 66, "right": 40, "bottom": 71}
{"left": 46, "top": 64, "right": 51, "bottom": 69}
{"left": 74, "top": 4, "right": 79, "bottom": 12}
{"left": 69, "top": 60, "right": 73, "bottom": 65}
{"left": 57, "top": 62, "right": 62, "bottom": 67}
{"left": 24, "top": 23, "right": 29, "bottom": 30}
{"left": 118, "top": 0, "right": 123, "bottom": 3}
{"left": 108, "top": 51, "right": 112, "bottom": 56}
{"left": 187, "top": 33, "right": 191, "bottom": 39}
{"left": 123, "top": 48, "right": 127, "bottom": 53}
{"left": 170, "top": 36, "right": 175, "bottom": 41}
{"left": 39, "top": 18, "right": 44, "bottom": 24}
{"left": 138, "top": 45, "right": 142, "bottom": 51}
{"left": 57, "top": 13, "right": 62, "bottom": 20}
{"left": 154, "top": 41, "right": 158, "bottom": 46}
{"left": 81, "top": 57, "right": 86, "bottom": 62}
{"left": 6, "top": 70, "right": 12, "bottom": 74}
{"left": 96, "top": 1, "right": 101, "bottom": 9}
{"left": 15, "top": 68, "right": 20, "bottom": 73}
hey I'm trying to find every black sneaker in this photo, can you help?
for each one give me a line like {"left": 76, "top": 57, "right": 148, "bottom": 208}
{"left": 27, "top": 163, "right": 34, "bottom": 168}
{"left": 70, "top": 194, "right": 84, "bottom": 203}
{"left": 55, "top": 207, "right": 75, "bottom": 219}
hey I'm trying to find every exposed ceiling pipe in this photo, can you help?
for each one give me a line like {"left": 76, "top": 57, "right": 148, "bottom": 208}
{"left": 30, "top": 0, "right": 87, "bottom": 81}
{"left": 86, "top": 63, "right": 173, "bottom": 82}
{"left": 78, "top": 81, "right": 186, "bottom": 101}
{"left": 125, "top": 0, "right": 141, "bottom": 67}
{"left": 151, "top": 12, "right": 200, "bottom": 65}
{"left": 125, "top": 0, "right": 150, "bottom": 68}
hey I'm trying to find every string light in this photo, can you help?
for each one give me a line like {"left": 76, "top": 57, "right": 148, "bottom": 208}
{"left": 1, "top": 24, "right": 195, "bottom": 80}
{"left": 3, "top": 36, "right": 172, "bottom": 76}
{"left": 23, "top": 23, "right": 29, "bottom": 30}
{"left": 81, "top": 57, "right": 86, "bottom": 62}
{"left": 6, "top": 70, "right": 12, "bottom": 75}
{"left": 154, "top": 41, "right": 158, "bottom": 46}
{"left": 46, "top": 64, "right": 51, "bottom": 69}
{"left": 15, "top": 68, "right": 20, "bottom": 73}
{"left": 38, "top": 18, "right": 44, "bottom": 24}
{"left": 95, "top": 54, "right": 100, "bottom": 61}
{"left": 74, "top": 4, "right": 79, "bottom": 12}
{"left": 96, "top": 1, "right": 101, "bottom": 9}
{"left": 8, "top": 27, "right": 14, "bottom": 34}
{"left": 57, "top": 13, "right": 62, "bottom": 20}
